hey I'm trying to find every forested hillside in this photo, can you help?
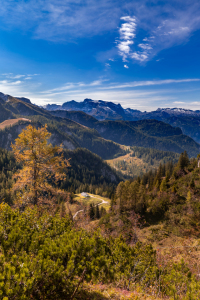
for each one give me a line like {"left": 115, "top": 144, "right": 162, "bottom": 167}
{"left": 51, "top": 104, "right": 200, "bottom": 143}
{"left": 100, "top": 151, "right": 200, "bottom": 242}
{"left": 0, "top": 146, "right": 121, "bottom": 205}
{"left": 0, "top": 93, "right": 200, "bottom": 160}
{"left": 107, "top": 146, "right": 179, "bottom": 178}
{"left": 0, "top": 116, "right": 125, "bottom": 160}
{"left": 52, "top": 110, "right": 200, "bottom": 157}
{"left": 1, "top": 123, "right": 200, "bottom": 299}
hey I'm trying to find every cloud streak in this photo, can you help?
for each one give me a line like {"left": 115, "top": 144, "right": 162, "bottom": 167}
{"left": 0, "top": 0, "right": 199, "bottom": 65}
{"left": 115, "top": 0, "right": 200, "bottom": 63}
{"left": 101, "top": 79, "right": 200, "bottom": 89}
{"left": 117, "top": 16, "right": 136, "bottom": 62}
{"left": 0, "top": 76, "right": 200, "bottom": 111}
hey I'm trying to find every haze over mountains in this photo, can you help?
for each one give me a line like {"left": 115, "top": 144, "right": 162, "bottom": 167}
{"left": 0, "top": 91, "right": 200, "bottom": 159}
{"left": 44, "top": 98, "right": 200, "bottom": 144}
{"left": 43, "top": 98, "right": 200, "bottom": 120}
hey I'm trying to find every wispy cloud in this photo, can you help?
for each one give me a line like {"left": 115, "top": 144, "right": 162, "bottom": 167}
{"left": 0, "top": 0, "right": 122, "bottom": 41}
{"left": 0, "top": 0, "right": 200, "bottom": 65}
{"left": 0, "top": 75, "right": 200, "bottom": 111}
{"left": 42, "top": 78, "right": 107, "bottom": 94}
{"left": 2, "top": 73, "right": 25, "bottom": 79}
{"left": 102, "top": 79, "right": 200, "bottom": 89}
{"left": 115, "top": 0, "right": 200, "bottom": 63}
{"left": 105, "top": 63, "right": 111, "bottom": 68}
{"left": 116, "top": 16, "right": 136, "bottom": 62}
{"left": 1, "top": 73, "right": 39, "bottom": 80}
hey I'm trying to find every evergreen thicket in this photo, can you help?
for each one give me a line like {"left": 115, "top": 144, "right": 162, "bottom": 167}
{"left": 101, "top": 151, "right": 200, "bottom": 240}
{"left": 0, "top": 147, "right": 120, "bottom": 206}
{"left": 1, "top": 203, "right": 200, "bottom": 299}
{"left": 1, "top": 120, "right": 200, "bottom": 299}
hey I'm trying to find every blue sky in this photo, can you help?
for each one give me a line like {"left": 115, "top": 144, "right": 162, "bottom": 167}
{"left": 0, "top": 0, "right": 200, "bottom": 111}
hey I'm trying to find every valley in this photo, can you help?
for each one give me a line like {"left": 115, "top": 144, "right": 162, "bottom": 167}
{"left": 46, "top": 99, "right": 200, "bottom": 143}
{"left": 0, "top": 92, "right": 200, "bottom": 299}
{"left": 1, "top": 1, "right": 200, "bottom": 298}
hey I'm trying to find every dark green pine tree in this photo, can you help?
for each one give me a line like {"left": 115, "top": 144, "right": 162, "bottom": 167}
{"left": 95, "top": 205, "right": 100, "bottom": 219}
{"left": 190, "top": 177, "right": 195, "bottom": 189}
{"left": 100, "top": 206, "right": 106, "bottom": 217}
{"left": 154, "top": 164, "right": 162, "bottom": 188}
{"left": 89, "top": 203, "right": 95, "bottom": 220}
{"left": 178, "top": 151, "right": 189, "bottom": 170}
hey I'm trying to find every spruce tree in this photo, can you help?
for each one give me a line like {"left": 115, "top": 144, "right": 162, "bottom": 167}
{"left": 95, "top": 205, "right": 100, "bottom": 219}
{"left": 100, "top": 206, "right": 106, "bottom": 217}
{"left": 160, "top": 178, "right": 167, "bottom": 192}
{"left": 89, "top": 203, "right": 95, "bottom": 220}
{"left": 190, "top": 178, "right": 195, "bottom": 189}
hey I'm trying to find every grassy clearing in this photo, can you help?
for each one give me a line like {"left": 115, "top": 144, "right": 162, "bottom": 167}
{"left": 0, "top": 118, "right": 30, "bottom": 129}
{"left": 106, "top": 145, "right": 179, "bottom": 178}
{"left": 66, "top": 193, "right": 111, "bottom": 217}
{"left": 106, "top": 152, "right": 148, "bottom": 178}
{"left": 74, "top": 193, "right": 110, "bottom": 210}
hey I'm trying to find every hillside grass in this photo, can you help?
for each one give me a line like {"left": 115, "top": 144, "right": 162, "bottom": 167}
{"left": 79, "top": 283, "right": 163, "bottom": 299}
{"left": 106, "top": 152, "right": 147, "bottom": 177}
{"left": 106, "top": 146, "right": 179, "bottom": 178}
{"left": 66, "top": 193, "right": 111, "bottom": 217}
{"left": 79, "top": 193, "right": 110, "bottom": 207}
{"left": 0, "top": 118, "right": 30, "bottom": 129}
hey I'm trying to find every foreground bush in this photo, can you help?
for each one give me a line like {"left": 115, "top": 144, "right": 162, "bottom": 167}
{"left": 0, "top": 203, "right": 199, "bottom": 299}
{"left": 0, "top": 204, "right": 156, "bottom": 299}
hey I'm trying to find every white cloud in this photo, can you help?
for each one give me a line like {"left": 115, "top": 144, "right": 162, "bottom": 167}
{"left": 2, "top": 74, "right": 25, "bottom": 79}
{"left": 0, "top": 76, "right": 200, "bottom": 111}
{"left": 117, "top": 16, "right": 136, "bottom": 62}
{"left": 131, "top": 52, "right": 148, "bottom": 62}
{"left": 0, "top": 0, "right": 122, "bottom": 41}
{"left": 102, "top": 79, "right": 200, "bottom": 89}
{"left": 42, "top": 78, "right": 106, "bottom": 94}
{"left": 90, "top": 80, "right": 103, "bottom": 86}
{"left": 138, "top": 44, "right": 152, "bottom": 50}
{"left": 11, "top": 75, "right": 25, "bottom": 79}
{"left": 124, "top": 64, "right": 129, "bottom": 68}
{"left": 115, "top": 1, "right": 200, "bottom": 63}
{"left": 0, "top": 0, "right": 199, "bottom": 66}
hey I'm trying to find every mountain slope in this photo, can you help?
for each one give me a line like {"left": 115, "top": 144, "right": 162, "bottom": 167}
{"left": 0, "top": 115, "right": 125, "bottom": 160}
{"left": 0, "top": 92, "right": 199, "bottom": 158}
{"left": 0, "top": 146, "right": 121, "bottom": 205}
{"left": 0, "top": 93, "right": 125, "bottom": 159}
{"left": 45, "top": 99, "right": 200, "bottom": 143}
{"left": 164, "top": 116, "right": 200, "bottom": 143}
{"left": 51, "top": 111, "right": 200, "bottom": 157}
{"left": 43, "top": 98, "right": 200, "bottom": 121}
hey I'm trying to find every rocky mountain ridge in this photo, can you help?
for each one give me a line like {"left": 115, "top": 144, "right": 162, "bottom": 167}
{"left": 43, "top": 98, "right": 200, "bottom": 143}
{"left": 43, "top": 98, "right": 200, "bottom": 120}
{"left": 0, "top": 92, "right": 200, "bottom": 157}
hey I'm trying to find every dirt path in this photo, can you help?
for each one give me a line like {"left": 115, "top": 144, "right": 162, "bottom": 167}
{"left": 73, "top": 197, "right": 108, "bottom": 219}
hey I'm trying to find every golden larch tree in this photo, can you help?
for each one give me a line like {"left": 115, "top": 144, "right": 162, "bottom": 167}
{"left": 11, "top": 124, "right": 70, "bottom": 208}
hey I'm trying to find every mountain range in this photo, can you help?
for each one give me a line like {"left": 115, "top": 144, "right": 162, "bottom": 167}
{"left": 43, "top": 98, "right": 200, "bottom": 120}
{"left": 0, "top": 92, "right": 200, "bottom": 158}
{"left": 44, "top": 98, "right": 200, "bottom": 144}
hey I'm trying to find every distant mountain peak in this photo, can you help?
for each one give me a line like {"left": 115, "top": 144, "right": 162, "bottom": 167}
{"left": 43, "top": 99, "right": 200, "bottom": 121}
{"left": 0, "top": 92, "right": 32, "bottom": 104}
{"left": 156, "top": 107, "right": 200, "bottom": 115}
